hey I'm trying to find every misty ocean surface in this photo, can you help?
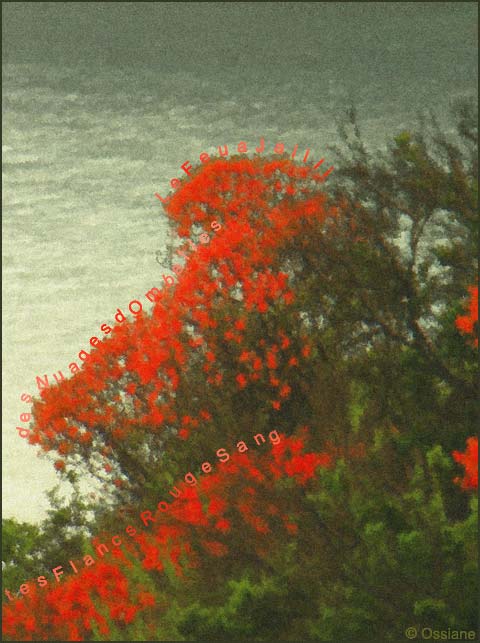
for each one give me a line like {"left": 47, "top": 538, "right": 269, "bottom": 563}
{"left": 2, "top": 57, "right": 476, "bottom": 521}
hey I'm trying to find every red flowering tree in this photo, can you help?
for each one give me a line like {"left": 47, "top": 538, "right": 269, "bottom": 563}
{"left": 4, "top": 155, "right": 343, "bottom": 639}
{"left": 26, "top": 156, "right": 338, "bottom": 501}
{"left": 4, "top": 103, "right": 477, "bottom": 641}
{"left": 3, "top": 430, "right": 340, "bottom": 640}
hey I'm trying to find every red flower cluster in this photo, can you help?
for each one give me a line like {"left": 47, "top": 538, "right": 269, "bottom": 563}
{"left": 3, "top": 432, "right": 337, "bottom": 640}
{"left": 25, "top": 156, "right": 335, "bottom": 483}
{"left": 455, "top": 285, "right": 478, "bottom": 347}
{"left": 2, "top": 561, "right": 155, "bottom": 641}
{"left": 452, "top": 437, "right": 478, "bottom": 491}
{"left": 128, "top": 430, "right": 335, "bottom": 578}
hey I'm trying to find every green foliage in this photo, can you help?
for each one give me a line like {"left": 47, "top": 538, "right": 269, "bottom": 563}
{"left": 2, "top": 519, "right": 44, "bottom": 591}
{"left": 2, "top": 482, "right": 94, "bottom": 595}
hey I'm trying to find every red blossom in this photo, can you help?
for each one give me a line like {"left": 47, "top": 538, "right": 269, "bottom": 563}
{"left": 236, "top": 373, "right": 248, "bottom": 388}
{"left": 453, "top": 437, "right": 478, "bottom": 490}
{"left": 455, "top": 286, "right": 478, "bottom": 347}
